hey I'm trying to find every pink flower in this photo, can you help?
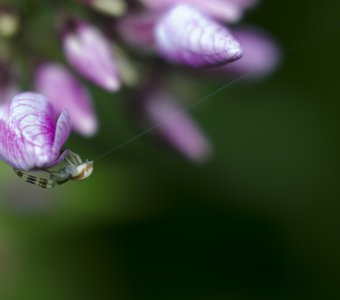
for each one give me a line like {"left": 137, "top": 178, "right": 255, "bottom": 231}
{"left": 116, "top": 12, "right": 158, "bottom": 49}
{"left": 35, "top": 62, "right": 98, "bottom": 137}
{"left": 154, "top": 5, "right": 242, "bottom": 68}
{"left": 139, "top": 0, "right": 258, "bottom": 23}
{"left": 62, "top": 20, "right": 121, "bottom": 91}
{"left": 0, "top": 92, "right": 71, "bottom": 170}
{"left": 213, "top": 26, "right": 281, "bottom": 78}
{"left": 137, "top": 87, "right": 211, "bottom": 162}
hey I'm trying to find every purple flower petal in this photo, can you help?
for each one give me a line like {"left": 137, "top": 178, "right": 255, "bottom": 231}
{"left": 154, "top": 5, "right": 242, "bottom": 68}
{"left": 116, "top": 12, "right": 158, "bottom": 49}
{"left": 225, "top": 0, "right": 259, "bottom": 10}
{"left": 139, "top": 0, "right": 258, "bottom": 22}
{"left": 35, "top": 62, "right": 98, "bottom": 137}
{"left": 62, "top": 21, "right": 121, "bottom": 91}
{"left": 214, "top": 26, "right": 281, "bottom": 78}
{"left": 139, "top": 87, "right": 211, "bottom": 162}
{"left": 0, "top": 92, "right": 71, "bottom": 170}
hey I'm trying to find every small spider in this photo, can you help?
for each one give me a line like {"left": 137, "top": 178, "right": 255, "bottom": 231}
{"left": 13, "top": 150, "right": 93, "bottom": 189}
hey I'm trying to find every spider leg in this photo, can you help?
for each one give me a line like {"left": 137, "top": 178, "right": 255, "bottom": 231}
{"left": 13, "top": 168, "right": 56, "bottom": 189}
{"left": 65, "top": 157, "right": 74, "bottom": 167}
{"left": 68, "top": 151, "right": 83, "bottom": 165}
{"left": 49, "top": 171, "right": 71, "bottom": 186}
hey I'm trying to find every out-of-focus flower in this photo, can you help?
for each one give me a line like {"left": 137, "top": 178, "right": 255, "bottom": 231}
{"left": 114, "top": 2, "right": 280, "bottom": 160}
{"left": 136, "top": 86, "right": 211, "bottom": 162}
{"left": 0, "top": 92, "right": 71, "bottom": 170}
{"left": 79, "top": 0, "right": 127, "bottom": 17}
{"left": 139, "top": 0, "right": 258, "bottom": 23}
{"left": 62, "top": 20, "right": 121, "bottom": 91}
{"left": 116, "top": 12, "right": 158, "bottom": 50}
{"left": 213, "top": 26, "right": 281, "bottom": 78}
{"left": 0, "top": 59, "right": 18, "bottom": 103}
{"left": 0, "top": 6, "right": 19, "bottom": 38}
{"left": 35, "top": 62, "right": 98, "bottom": 137}
{"left": 154, "top": 5, "right": 242, "bottom": 68}
{"left": 0, "top": 0, "right": 280, "bottom": 166}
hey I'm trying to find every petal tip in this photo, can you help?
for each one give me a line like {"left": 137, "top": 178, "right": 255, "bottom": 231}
{"left": 78, "top": 116, "right": 98, "bottom": 137}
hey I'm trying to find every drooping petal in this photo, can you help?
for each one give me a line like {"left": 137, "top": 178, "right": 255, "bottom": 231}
{"left": 154, "top": 5, "right": 242, "bottom": 68}
{"left": 137, "top": 87, "right": 211, "bottom": 162}
{"left": 62, "top": 20, "right": 121, "bottom": 91}
{"left": 214, "top": 26, "right": 281, "bottom": 78}
{"left": 139, "top": 0, "right": 257, "bottom": 23}
{"left": 0, "top": 92, "right": 71, "bottom": 170}
{"left": 35, "top": 62, "right": 98, "bottom": 137}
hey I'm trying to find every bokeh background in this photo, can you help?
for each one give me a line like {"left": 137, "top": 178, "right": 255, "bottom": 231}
{"left": 1, "top": 0, "right": 340, "bottom": 299}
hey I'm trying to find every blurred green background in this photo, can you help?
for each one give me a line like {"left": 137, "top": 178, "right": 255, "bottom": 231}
{"left": 1, "top": 0, "right": 340, "bottom": 299}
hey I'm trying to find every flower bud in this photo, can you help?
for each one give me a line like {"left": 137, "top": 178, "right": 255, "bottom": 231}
{"left": 154, "top": 5, "right": 242, "bottom": 68}
{"left": 136, "top": 87, "right": 212, "bottom": 162}
{"left": 62, "top": 20, "right": 121, "bottom": 91}
{"left": 139, "top": 0, "right": 258, "bottom": 23}
{"left": 0, "top": 92, "right": 71, "bottom": 170}
{"left": 214, "top": 26, "right": 281, "bottom": 78}
{"left": 116, "top": 12, "right": 157, "bottom": 50}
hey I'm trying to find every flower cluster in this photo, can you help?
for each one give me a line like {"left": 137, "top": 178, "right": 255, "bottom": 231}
{"left": 0, "top": 0, "right": 280, "bottom": 171}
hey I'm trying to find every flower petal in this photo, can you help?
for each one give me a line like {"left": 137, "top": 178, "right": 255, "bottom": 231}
{"left": 62, "top": 21, "right": 121, "bottom": 91}
{"left": 35, "top": 62, "right": 98, "bottom": 137}
{"left": 116, "top": 12, "right": 158, "bottom": 49}
{"left": 53, "top": 109, "right": 71, "bottom": 156}
{"left": 154, "top": 5, "right": 242, "bottom": 68}
{"left": 214, "top": 26, "right": 281, "bottom": 78}
{"left": 0, "top": 92, "right": 71, "bottom": 170}
{"left": 139, "top": 0, "right": 257, "bottom": 22}
{"left": 137, "top": 87, "right": 211, "bottom": 162}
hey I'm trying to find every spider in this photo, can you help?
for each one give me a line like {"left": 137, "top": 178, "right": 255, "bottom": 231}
{"left": 13, "top": 150, "right": 93, "bottom": 189}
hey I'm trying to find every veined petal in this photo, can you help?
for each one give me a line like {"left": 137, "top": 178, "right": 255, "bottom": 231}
{"left": 53, "top": 110, "right": 71, "bottom": 155}
{"left": 139, "top": 0, "right": 257, "bottom": 22}
{"left": 138, "top": 87, "right": 211, "bottom": 162}
{"left": 62, "top": 21, "right": 121, "bottom": 91}
{"left": 154, "top": 5, "right": 242, "bottom": 68}
{"left": 0, "top": 92, "right": 71, "bottom": 170}
{"left": 214, "top": 26, "right": 281, "bottom": 78}
{"left": 35, "top": 62, "right": 98, "bottom": 137}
